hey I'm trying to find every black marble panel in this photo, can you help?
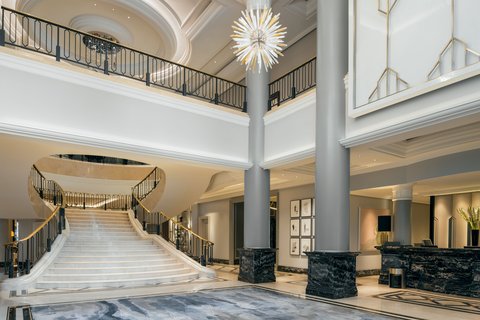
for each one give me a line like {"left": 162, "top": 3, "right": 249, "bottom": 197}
{"left": 238, "top": 248, "right": 276, "bottom": 283}
{"left": 306, "top": 251, "right": 359, "bottom": 299}
{"left": 378, "top": 247, "right": 480, "bottom": 298}
{"left": 277, "top": 265, "right": 308, "bottom": 274}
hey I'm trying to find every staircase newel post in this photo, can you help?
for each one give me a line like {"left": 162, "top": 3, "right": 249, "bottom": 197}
{"left": 104, "top": 52, "right": 109, "bottom": 75}
{"left": 176, "top": 225, "right": 180, "bottom": 250}
{"left": 156, "top": 213, "right": 160, "bottom": 235}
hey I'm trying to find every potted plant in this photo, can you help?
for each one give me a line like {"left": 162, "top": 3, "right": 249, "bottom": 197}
{"left": 457, "top": 207, "right": 480, "bottom": 246}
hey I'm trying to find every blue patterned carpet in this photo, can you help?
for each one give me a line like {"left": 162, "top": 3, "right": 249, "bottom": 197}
{"left": 31, "top": 287, "right": 402, "bottom": 319}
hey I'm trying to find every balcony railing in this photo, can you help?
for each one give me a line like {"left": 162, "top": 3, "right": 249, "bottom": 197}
{"left": 268, "top": 57, "right": 316, "bottom": 109}
{"left": 0, "top": 6, "right": 247, "bottom": 111}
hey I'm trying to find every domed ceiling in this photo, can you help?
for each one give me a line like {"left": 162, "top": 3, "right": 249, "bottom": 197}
{"left": 2, "top": 0, "right": 317, "bottom": 81}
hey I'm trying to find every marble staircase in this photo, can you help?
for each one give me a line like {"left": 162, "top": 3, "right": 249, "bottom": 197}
{"left": 35, "top": 209, "right": 199, "bottom": 289}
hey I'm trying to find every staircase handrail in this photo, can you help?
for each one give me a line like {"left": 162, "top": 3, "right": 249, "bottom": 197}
{"left": 132, "top": 193, "right": 213, "bottom": 246}
{"left": 3, "top": 166, "right": 66, "bottom": 278}
{"left": 132, "top": 167, "right": 162, "bottom": 201}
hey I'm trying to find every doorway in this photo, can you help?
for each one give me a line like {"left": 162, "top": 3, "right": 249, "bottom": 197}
{"left": 233, "top": 202, "right": 244, "bottom": 263}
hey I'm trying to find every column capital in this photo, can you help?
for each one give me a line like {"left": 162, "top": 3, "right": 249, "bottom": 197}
{"left": 392, "top": 183, "right": 413, "bottom": 201}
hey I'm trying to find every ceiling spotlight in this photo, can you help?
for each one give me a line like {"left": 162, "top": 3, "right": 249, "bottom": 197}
{"left": 127, "top": 16, "right": 131, "bottom": 19}
{"left": 231, "top": 6, "right": 287, "bottom": 72}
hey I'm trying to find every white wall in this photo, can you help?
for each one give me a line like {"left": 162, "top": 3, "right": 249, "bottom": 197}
{"left": 198, "top": 199, "right": 231, "bottom": 261}
{"left": 264, "top": 91, "right": 315, "bottom": 168}
{"left": 435, "top": 192, "right": 480, "bottom": 248}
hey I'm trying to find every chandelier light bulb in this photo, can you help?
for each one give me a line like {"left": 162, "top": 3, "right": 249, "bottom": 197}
{"left": 231, "top": 7, "right": 287, "bottom": 72}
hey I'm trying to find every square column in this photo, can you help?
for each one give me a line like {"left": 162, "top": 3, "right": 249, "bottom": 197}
{"left": 238, "top": 248, "right": 276, "bottom": 283}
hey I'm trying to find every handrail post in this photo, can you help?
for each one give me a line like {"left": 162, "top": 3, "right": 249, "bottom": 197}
{"left": 104, "top": 195, "right": 107, "bottom": 210}
{"left": 0, "top": 8, "right": 5, "bottom": 46}
{"left": 59, "top": 208, "right": 65, "bottom": 232}
{"left": 55, "top": 26, "right": 60, "bottom": 61}
{"left": 46, "top": 221, "right": 51, "bottom": 252}
{"left": 83, "top": 193, "right": 86, "bottom": 209}
{"left": 156, "top": 212, "right": 160, "bottom": 235}
{"left": 103, "top": 53, "right": 109, "bottom": 75}
{"left": 53, "top": 184, "right": 57, "bottom": 205}
{"left": 182, "top": 68, "right": 187, "bottom": 96}
{"left": 146, "top": 56, "right": 151, "bottom": 87}
{"left": 176, "top": 225, "right": 180, "bottom": 250}
{"left": 154, "top": 168, "right": 157, "bottom": 188}
{"left": 242, "top": 88, "right": 247, "bottom": 112}
{"left": 214, "top": 78, "right": 219, "bottom": 105}
{"left": 291, "top": 69, "right": 296, "bottom": 99}
{"left": 25, "top": 240, "right": 30, "bottom": 274}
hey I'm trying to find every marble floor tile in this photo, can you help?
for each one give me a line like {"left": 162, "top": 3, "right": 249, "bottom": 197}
{"left": 31, "top": 287, "right": 399, "bottom": 320}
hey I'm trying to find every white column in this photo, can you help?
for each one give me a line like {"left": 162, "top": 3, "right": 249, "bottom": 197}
{"left": 392, "top": 184, "right": 413, "bottom": 245}
{"left": 243, "top": 0, "right": 272, "bottom": 249}
{"left": 314, "top": 0, "right": 350, "bottom": 252}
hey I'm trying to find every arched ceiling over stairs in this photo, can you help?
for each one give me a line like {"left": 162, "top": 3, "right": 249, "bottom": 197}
{"left": 0, "top": 133, "right": 228, "bottom": 219}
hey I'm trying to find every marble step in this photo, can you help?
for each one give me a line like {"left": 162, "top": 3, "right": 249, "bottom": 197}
{"left": 63, "top": 241, "right": 155, "bottom": 248}
{"left": 57, "top": 248, "right": 166, "bottom": 256}
{"left": 35, "top": 272, "right": 200, "bottom": 289}
{"left": 67, "top": 217, "right": 130, "bottom": 223}
{"left": 59, "top": 247, "right": 163, "bottom": 255}
{"left": 40, "top": 268, "right": 193, "bottom": 282}
{"left": 68, "top": 221, "right": 130, "bottom": 226}
{"left": 52, "top": 257, "right": 178, "bottom": 268}
{"left": 55, "top": 253, "right": 170, "bottom": 262}
{"left": 46, "top": 262, "right": 185, "bottom": 274}
{"left": 69, "top": 226, "right": 134, "bottom": 232}
{"left": 67, "top": 231, "right": 138, "bottom": 237}
{"left": 67, "top": 236, "right": 141, "bottom": 241}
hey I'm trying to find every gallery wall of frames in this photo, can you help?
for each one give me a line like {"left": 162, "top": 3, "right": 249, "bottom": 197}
{"left": 289, "top": 198, "right": 315, "bottom": 256}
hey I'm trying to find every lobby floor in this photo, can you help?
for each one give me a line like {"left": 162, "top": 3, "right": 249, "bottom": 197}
{"left": 0, "top": 265, "right": 478, "bottom": 320}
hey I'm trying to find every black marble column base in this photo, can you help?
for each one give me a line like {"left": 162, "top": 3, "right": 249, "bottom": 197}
{"left": 306, "top": 251, "right": 359, "bottom": 299}
{"left": 238, "top": 248, "right": 276, "bottom": 284}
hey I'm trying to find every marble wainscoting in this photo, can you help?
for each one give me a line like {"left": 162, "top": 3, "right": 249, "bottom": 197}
{"left": 238, "top": 248, "right": 276, "bottom": 283}
{"left": 306, "top": 251, "right": 359, "bottom": 299}
{"left": 31, "top": 287, "right": 400, "bottom": 320}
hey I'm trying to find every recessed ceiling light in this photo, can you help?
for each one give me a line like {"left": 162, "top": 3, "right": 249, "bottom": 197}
{"left": 94, "top": 3, "right": 97, "bottom": 6}
{"left": 112, "top": 8, "right": 115, "bottom": 11}
{"left": 127, "top": 16, "right": 131, "bottom": 19}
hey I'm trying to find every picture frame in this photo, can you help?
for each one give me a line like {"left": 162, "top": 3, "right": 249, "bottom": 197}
{"left": 301, "top": 198, "right": 312, "bottom": 217}
{"left": 301, "top": 218, "right": 311, "bottom": 237}
{"left": 290, "top": 238, "right": 300, "bottom": 255}
{"left": 290, "top": 219, "right": 300, "bottom": 237}
{"left": 301, "top": 238, "right": 311, "bottom": 256}
{"left": 290, "top": 200, "right": 300, "bottom": 218}
{"left": 312, "top": 198, "right": 315, "bottom": 216}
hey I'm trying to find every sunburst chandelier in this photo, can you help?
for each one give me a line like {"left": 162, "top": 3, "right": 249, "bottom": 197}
{"left": 231, "top": 7, "right": 287, "bottom": 72}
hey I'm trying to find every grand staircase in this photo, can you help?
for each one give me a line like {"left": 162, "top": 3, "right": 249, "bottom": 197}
{"left": 35, "top": 209, "right": 200, "bottom": 289}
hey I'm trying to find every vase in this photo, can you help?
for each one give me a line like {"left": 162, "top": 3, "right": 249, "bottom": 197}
{"left": 472, "top": 230, "right": 479, "bottom": 247}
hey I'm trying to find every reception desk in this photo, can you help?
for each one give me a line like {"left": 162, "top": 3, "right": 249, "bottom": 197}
{"left": 378, "top": 246, "right": 480, "bottom": 298}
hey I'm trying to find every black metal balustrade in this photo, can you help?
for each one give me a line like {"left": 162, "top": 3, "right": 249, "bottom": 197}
{"left": 132, "top": 167, "right": 213, "bottom": 266}
{"left": 4, "top": 166, "right": 65, "bottom": 278}
{"left": 0, "top": 6, "right": 247, "bottom": 111}
{"left": 132, "top": 196, "right": 213, "bottom": 266}
{"left": 132, "top": 167, "right": 161, "bottom": 201}
{"left": 268, "top": 57, "right": 316, "bottom": 109}
{"left": 64, "top": 192, "right": 131, "bottom": 211}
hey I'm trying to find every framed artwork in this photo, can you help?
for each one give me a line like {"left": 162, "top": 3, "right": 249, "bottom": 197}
{"left": 290, "top": 219, "right": 300, "bottom": 237}
{"left": 290, "top": 200, "right": 300, "bottom": 218}
{"left": 301, "top": 198, "right": 312, "bottom": 217}
{"left": 301, "top": 218, "right": 311, "bottom": 237}
{"left": 301, "top": 238, "right": 311, "bottom": 255}
{"left": 290, "top": 238, "right": 300, "bottom": 255}
{"left": 312, "top": 198, "right": 315, "bottom": 216}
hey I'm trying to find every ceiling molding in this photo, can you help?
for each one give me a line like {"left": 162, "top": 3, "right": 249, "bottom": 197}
{"left": 185, "top": 1, "right": 225, "bottom": 40}
{"left": 341, "top": 99, "right": 480, "bottom": 148}
{"left": 69, "top": 15, "right": 134, "bottom": 46}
